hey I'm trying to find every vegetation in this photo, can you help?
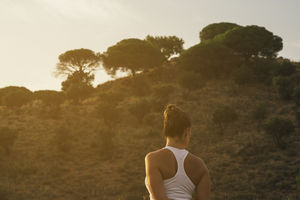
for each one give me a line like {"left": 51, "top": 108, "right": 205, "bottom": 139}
{"left": 0, "top": 126, "right": 18, "bottom": 156}
{"left": 101, "top": 38, "right": 164, "bottom": 77}
{"left": 263, "top": 117, "right": 295, "bottom": 149}
{"left": 0, "top": 22, "right": 299, "bottom": 199}
{"left": 145, "top": 35, "right": 184, "bottom": 61}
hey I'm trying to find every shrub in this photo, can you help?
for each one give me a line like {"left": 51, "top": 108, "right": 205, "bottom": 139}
{"left": 177, "top": 71, "right": 206, "bottom": 93}
{"left": 94, "top": 124, "right": 116, "bottom": 159}
{"left": 263, "top": 117, "right": 295, "bottom": 149}
{"left": 250, "top": 59, "right": 275, "bottom": 85}
{"left": 51, "top": 123, "right": 72, "bottom": 152}
{"left": 273, "top": 61, "right": 297, "bottom": 76}
{"left": 97, "top": 90, "right": 125, "bottom": 105}
{"left": 0, "top": 126, "right": 18, "bottom": 156}
{"left": 251, "top": 103, "right": 269, "bottom": 121}
{"left": 295, "top": 111, "right": 300, "bottom": 126}
{"left": 2, "top": 89, "right": 33, "bottom": 108}
{"left": 291, "top": 73, "right": 300, "bottom": 86}
{"left": 212, "top": 105, "right": 238, "bottom": 134}
{"left": 33, "top": 90, "right": 65, "bottom": 106}
{"left": 231, "top": 65, "right": 255, "bottom": 85}
{"left": 293, "top": 86, "right": 300, "bottom": 106}
{"left": 297, "top": 168, "right": 300, "bottom": 199}
{"left": 153, "top": 84, "right": 175, "bottom": 101}
{"left": 128, "top": 98, "right": 152, "bottom": 123}
{"left": 130, "top": 75, "right": 151, "bottom": 97}
{"left": 94, "top": 101, "right": 122, "bottom": 127}
{"left": 272, "top": 76, "right": 294, "bottom": 100}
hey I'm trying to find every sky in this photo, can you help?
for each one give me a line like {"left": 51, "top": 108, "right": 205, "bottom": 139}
{"left": 0, "top": 0, "right": 300, "bottom": 91}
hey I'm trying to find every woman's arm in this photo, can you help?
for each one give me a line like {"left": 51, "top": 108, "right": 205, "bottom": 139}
{"left": 196, "top": 159, "right": 211, "bottom": 200}
{"left": 145, "top": 153, "right": 172, "bottom": 200}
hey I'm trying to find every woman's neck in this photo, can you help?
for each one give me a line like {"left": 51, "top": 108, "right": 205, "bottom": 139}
{"left": 166, "top": 137, "right": 186, "bottom": 149}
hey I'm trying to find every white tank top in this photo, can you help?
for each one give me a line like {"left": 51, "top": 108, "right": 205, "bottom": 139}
{"left": 145, "top": 146, "right": 196, "bottom": 200}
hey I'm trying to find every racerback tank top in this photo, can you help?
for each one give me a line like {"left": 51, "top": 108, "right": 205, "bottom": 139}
{"left": 145, "top": 145, "right": 196, "bottom": 200}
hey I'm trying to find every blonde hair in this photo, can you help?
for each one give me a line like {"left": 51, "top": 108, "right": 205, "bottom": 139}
{"left": 163, "top": 104, "right": 191, "bottom": 138}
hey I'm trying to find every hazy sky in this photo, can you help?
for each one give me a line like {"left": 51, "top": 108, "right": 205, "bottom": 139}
{"left": 1, "top": 0, "right": 300, "bottom": 91}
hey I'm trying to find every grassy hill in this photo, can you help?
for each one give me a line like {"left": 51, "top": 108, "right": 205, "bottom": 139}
{"left": 0, "top": 63, "right": 299, "bottom": 200}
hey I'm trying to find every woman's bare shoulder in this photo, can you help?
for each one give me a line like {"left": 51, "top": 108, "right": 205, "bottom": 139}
{"left": 187, "top": 152, "right": 208, "bottom": 169}
{"left": 145, "top": 148, "right": 170, "bottom": 161}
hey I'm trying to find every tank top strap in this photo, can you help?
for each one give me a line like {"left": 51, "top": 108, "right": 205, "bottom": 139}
{"left": 163, "top": 146, "right": 189, "bottom": 174}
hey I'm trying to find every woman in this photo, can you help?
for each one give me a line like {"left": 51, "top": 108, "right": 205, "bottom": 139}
{"left": 145, "top": 104, "right": 211, "bottom": 200}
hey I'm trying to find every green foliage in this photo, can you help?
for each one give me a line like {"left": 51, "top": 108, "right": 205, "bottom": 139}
{"left": 293, "top": 86, "right": 300, "bottom": 106}
{"left": 212, "top": 105, "right": 238, "bottom": 134}
{"left": 97, "top": 90, "right": 125, "bottom": 105}
{"left": 0, "top": 126, "right": 18, "bottom": 156}
{"left": 1, "top": 87, "right": 33, "bottom": 108}
{"left": 290, "top": 73, "right": 300, "bottom": 86}
{"left": 273, "top": 61, "right": 297, "bottom": 76}
{"left": 145, "top": 35, "right": 184, "bottom": 61}
{"left": 101, "top": 38, "right": 164, "bottom": 77}
{"left": 33, "top": 90, "right": 66, "bottom": 106}
{"left": 263, "top": 117, "right": 295, "bottom": 149}
{"left": 54, "top": 48, "right": 100, "bottom": 78}
{"left": 216, "top": 25, "right": 283, "bottom": 60}
{"left": 177, "top": 71, "right": 206, "bottom": 92}
{"left": 128, "top": 98, "right": 152, "bottom": 123}
{"left": 179, "top": 41, "right": 241, "bottom": 79}
{"left": 272, "top": 76, "right": 294, "bottom": 100}
{"left": 199, "top": 22, "right": 241, "bottom": 42}
{"left": 61, "top": 71, "right": 95, "bottom": 104}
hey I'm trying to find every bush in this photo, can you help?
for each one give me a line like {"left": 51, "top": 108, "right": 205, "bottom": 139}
{"left": 0, "top": 126, "right": 18, "bottom": 156}
{"left": 272, "top": 76, "right": 294, "bottom": 100}
{"left": 128, "top": 98, "right": 152, "bottom": 123}
{"left": 152, "top": 84, "right": 175, "bottom": 101}
{"left": 33, "top": 90, "right": 65, "bottom": 106}
{"left": 212, "top": 105, "right": 238, "bottom": 134}
{"left": 177, "top": 71, "right": 206, "bottom": 93}
{"left": 295, "top": 111, "right": 300, "bottom": 126}
{"left": 297, "top": 168, "right": 300, "bottom": 199}
{"left": 251, "top": 103, "right": 269, "bottom": 121}
{"left": 130, "top": 75, "right": 151, "bottom": 97}
{"left": 263, "top": 117, "right": 295, "bottom": 149}
{"left": 94, "top": 125, "right": 116, "bottom": 159}
{"left": 250, "top": 59, "right": 275, "bottom": 85}
{"left": 293, "top": 86, "right": 300, "bottom": 106}
{"left": 273, "top": 61, "right": 297, "bottom": 76}
{"left": 51, "top": 123, "right": 72, "bottom": 152}
{"left": 2, "top": 89, "right": 33, "bottom": 108}
{"left": 231, "top": 65, "right": 255, "bottom": 85}
{"left": 97, "top": 90, "right": 125, "bottom": 105}
{"left": 94, "top": 101, "right": 122, "bottom": 127}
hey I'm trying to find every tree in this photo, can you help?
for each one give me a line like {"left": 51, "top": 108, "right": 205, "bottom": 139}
{"left": 145, "top": 35, "right": 184, "bottom": 61}
{"left": 178, "top": 41, "right": 242, "bottom": 79}
{"left": 101, "top": 38, "right": 164, "bottom": 77}
{"left": 215, "top": 25, "right": 283, "bottom": 60}
{"left": 61, "top": 71, "right": 95, "bottom": 104}
{"left": 199, "top": 22, "right": 241, "bottom": 42}
{"left": 53, "top": 48, "right": 101, "bottom": 78}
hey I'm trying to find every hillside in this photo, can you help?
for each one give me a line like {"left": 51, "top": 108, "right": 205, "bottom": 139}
{"left": 0, "top": 62, "right": 299, "bottom": 200}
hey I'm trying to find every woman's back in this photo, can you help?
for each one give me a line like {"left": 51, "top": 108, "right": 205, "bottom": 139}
{"left": 145, "top": 145, "right": 207, "bottom": 200}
